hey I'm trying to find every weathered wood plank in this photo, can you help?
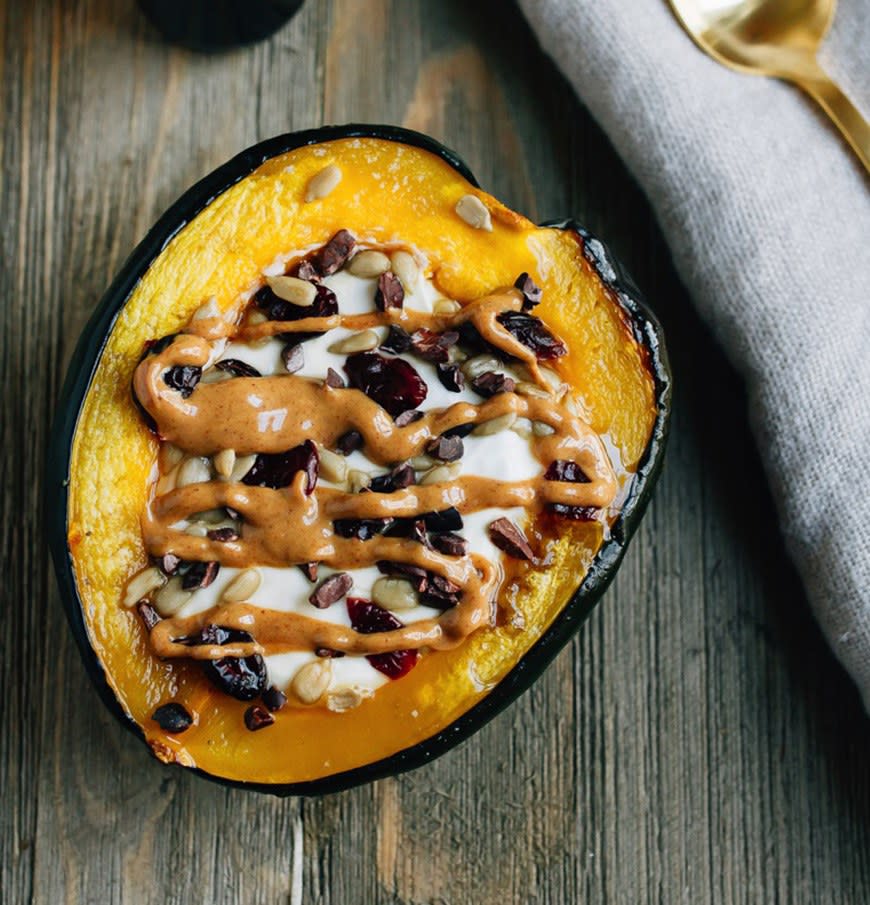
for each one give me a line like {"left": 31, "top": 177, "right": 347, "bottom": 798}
{"left": 2, "top": 1, "right": 870, "bottom": 903}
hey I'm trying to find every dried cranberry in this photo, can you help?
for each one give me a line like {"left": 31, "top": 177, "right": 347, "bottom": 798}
{"left": 163, "top": 365, "right": 202, "bottom": 398}
{"left": 242, "top": 440, "right": 318, "bottom": 493}
{"left": 152, "top": 702, "right": 192, "bottom": 733}
{"left": 375, "top": 271, "right": 404, "bottom": 310}
{"left": 394, "top": 409, "right": 424, "bottom": 427}
{"left": 196, "top": 625, "right": 268, "bottom": 701}
{"left": 426, "top": 435, "right": 463, "bottom": 462}
{"left": 514, "top": 272, "right": 542, "bottom": 310}
{"left": 216, "top": 359, "right": 261, "bottom": 378}
{"left": 430, "top": 532, "right": 468, "bottom": 557}
{"left": 346, "top": 598, "right": 419, "bottom": 680}
{"left": 244, "top": 704, "right": 275, "bottom": 731}
{"left": 181, "top": 560, "right": 220, "bottom": 591}
{"left": 262, "top": 686, "right": 288, "bottom": 712}
{"left": 547, "top": 504, "right": 599, "bottom": 521}
{"left": 545, "top": 460, "right": 590, "bottom": 483}
{"left": 423, "top": 508, "right": 463, "bottom": 532}
{"left": 410, "top": 328, "right": 458, "bottom": 363}
{"left": 380, "top": 325, "right": 412, "bottom": 354}
{"left": 344, "top": 351, "right": 427, "bottom": 418}
{"left": 333, "top": 518, "right": 394, "bottom": 540}
{"left": 488, "top": 517, "right": 535, "bottom": 561}
{"left": 336, "top": 430, "right": 364, "bottom": 455}
{"left": 437, "top": 363, "right": 464, "bottom": 392}
{"left": 496, "top": 311, "right": 566, "bottom": 360}
{"left": 471, "top": 371, "right": 516, "bottom": 397}
{"left": 309, "top": 230, "right": 356, "bottom": 276}
{"left": 456, "top": 321, "right": 504, "bottom": 360}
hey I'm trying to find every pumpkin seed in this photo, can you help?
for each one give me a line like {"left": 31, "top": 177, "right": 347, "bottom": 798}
{"left": 434, "top": 298, "right": 462, "bottom": 316}
{"left": 461, "top": 354, "right": 499, "bottom": 380}
{"left": 123, "top": 566, "right": 166, "bottom": 608}
{"left": 200, "top": 368, "right": 233, "bottom": 385}
{"left": 533, "top": 421, "right": 556, "bottom": 437}
{"left": 192, "top": 296, "right": 220, "bottom": 320}
{"left": 328, "top": 329, "right": 380, "bottom": 354}
{"left": 539, "top": 368, "right": 564, "bottom": 393}
{"left": 193, "top": 508, "right": 229, "bottom": 525}
{"left": 247, "top": 310, "right": 269, "bottom": 325}
{"left": 347, "top": 249, "right": 390, "bottom": 278}
{"left": 291, "top": 660, "right": 333, "bottom": 704}
{"left": 154, "top": 576, "right": 193, "bottom": 616}
{"left": 163, "top": 443, "right": 184, "bottom": 468}
{"left": 319, "top": 447, "right": 348, "bottom": 484}
{"left": 305, "top": 163, "right": 342, "bottom": 202}
{"left": 420, "top": 462, "right": 462, "bottom": 485}
{"left": 177, "top": 456, "right": 211, "bottom": 487}
{"left": 511, "top": 417, "right": 533, "bottom": 440}
{"left": 515, "top": 381, "right": 550, "bottom": 399}
{"left": 327, "top": 685, "right": 372, "bottom": 713}
{"left": 455, "top": 194, "right": 492, "bottom": 231}
{"left": 472, "top": 413, "right": 516, "bottom": 436}
{"left": 184, "top": 524, "right": 209, "bottom": 537}
{"left": 372, "top": 577, "right": 419, "bottom": 611}
{"left": 266, "top": 274, "right": 317, "bottom": 307}
{"left": 213, "top": 448, "right": 236, "bottom": 478}
{"left": 347, "top": 469, "right": 372, "bottom": 493}
{"left": 229, "top": 453, "right": 257, "bottom": 483}
{"left": 409, "top": 454, "right": 436, "bottom": 470}
{"left": 222, "top": 568, "right": 262, "bottom": 603}
{"left": 390, "top": 250, "right": 419, "bottom": 293}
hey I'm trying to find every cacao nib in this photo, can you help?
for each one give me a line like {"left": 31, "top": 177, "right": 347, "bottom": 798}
{"left": 207, "top": 527, "right": 240, "bottom": 542}
{"left": 195, "top": 625, "right": 268, "bottom": 701}
{"left": 309, "top": 572, "right": 354, "bottom": 609}
{"left": 437, "top": 363, "right": 465, "bottom": 392}
{"left": 420, "top": 573, "right": 462, "bottom": 609}
{"left": 298, "top": 562, "right": 319, "bottom": 582}
{"left": 376, "top": 560, "right": 429, "bottom": 592}
{"left": 143, "top": 334, "right": 178, "bottom": 357}
{"left": 547, "top": 504, "right": 599, "bottom": 521}
{"left": 456, "top": 321, "right": 505, "bottom": 360}
{"left": 336, "top": 430, "right": 364, "bottom": 455}
{"left": 309, "top": 229, "right": 356, "bottom": 276}
{"left": 429, "top": 532, "right": 469, "bottom": 557}
{"left": 315, "top": 647, "right": 346, "bottom": 658}
{"left": 282, "top": 343, "right": 304, "bottom": 374}
{"left": 163, "top": 365, "right": 202, "bottom": 398}
{"left": 333, "top": 518, "right": 394, "bottom": 540}
{"left": 496, "top": 310, "right": 567, "bottom": 360}
{"left": 242, "top": 440, "right": 318, "bottom": 493}
{"left": 368, "top": 462, "right": 415, "bottom": 494}
{"left": 426, "top": 435, "right": 463, "bottom": 462}
{"left": 244, "top": 704, "right": 275, "bottom": 731}
{"left": 380, "top": 325, "right": 412, "bottom": 354}
{"left": 375, "top": 271, "right": 404, "bottom": 311}
{"left": 157, "top": 553, "right": 181, "bottom": 576}
{"left": 394, "top": 409, "right": 424, "bottom": 427}
{"left": 152, "top": 702, "right": 193, "bottom": 733}
{"left": 514, "top": 272, "right": 542, "bottom": 310}
{"left": 346, "top": 598, "right": 419, "bottom": 680}
{"left": 181, "top": 560, "right": 220, "bottom": 591}
{"left": 423, "top": 508, "right": 463, "bottom": 533}
{"left": 325, "top": 367, "right": 345, "bottom": 388}
{"left": 544, "top": 460, "right": 590, "bottom": 483}
{"left": 262, "top": 686, "right": 287, "bottom": 712}
{"left": 216, "top": 359, "right": 261, "bottom": 378}
{"left": 410, "top": 328, "right": 459, "bottom": 363}
{"left": 256, "top": 282, "right": 338, "bottom": 343}
{"left": 137, "top": 601, "right": 162, "bottom": 631}
{"left": 443, "top": 423, "right": 475, "bottom": 439}
{"left": 293, "top": 259, "right": 320, "bottom": 282}
{"left": 488, "top": 517, "right": 535, "bottom": 561}
{"left": 384, "top": 518, "right": 430, "bottom": 547}
{"left": 471, "top": 371, "right": 516, "bottom": 398}
{"left": 343, "top": 351, "right": 427, "bottom": 417}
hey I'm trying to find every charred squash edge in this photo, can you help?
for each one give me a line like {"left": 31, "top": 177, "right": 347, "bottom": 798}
{"left": 46, "top": 124, "right": 671, "bottom": 796}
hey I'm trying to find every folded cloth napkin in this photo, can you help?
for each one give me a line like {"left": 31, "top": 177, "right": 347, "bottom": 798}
{"left": 518, "top": 0, "right": 870, "bottom": 704}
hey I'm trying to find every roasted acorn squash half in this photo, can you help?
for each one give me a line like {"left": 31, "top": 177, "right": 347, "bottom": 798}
{"left": 47, "top": 125, "right": 670, "bottom": 794}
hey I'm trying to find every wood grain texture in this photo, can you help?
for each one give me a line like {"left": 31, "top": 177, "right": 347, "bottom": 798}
{"left": 3, "top": 1, "right": 870, "bottom": 903}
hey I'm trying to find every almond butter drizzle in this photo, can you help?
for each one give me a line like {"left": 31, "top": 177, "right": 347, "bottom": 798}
{"left": 134, "top": 288, "right": 618, "bottom": 661}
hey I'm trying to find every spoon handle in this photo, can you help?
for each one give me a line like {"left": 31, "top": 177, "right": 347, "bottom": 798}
{"left": 794, "top": 61, "right": 870, "bottom": 173}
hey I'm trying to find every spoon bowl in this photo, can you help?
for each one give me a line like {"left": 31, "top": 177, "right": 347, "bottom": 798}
{"left": 668, "top": 0, "right": 870, "bottom": 170}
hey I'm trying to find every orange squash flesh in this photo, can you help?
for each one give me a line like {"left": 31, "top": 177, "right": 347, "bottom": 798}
{"left": 68, "top": 137, "right": 656, "bottom": 784}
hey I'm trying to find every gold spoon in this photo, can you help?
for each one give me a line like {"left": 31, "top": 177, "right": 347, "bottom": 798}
{"left": 668, "top": 0, "right": 870, "bottom": 172}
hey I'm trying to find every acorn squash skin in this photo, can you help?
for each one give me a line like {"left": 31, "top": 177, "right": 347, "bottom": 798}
{"left": 46, "top": 125, "right": 671, "bottom": 796}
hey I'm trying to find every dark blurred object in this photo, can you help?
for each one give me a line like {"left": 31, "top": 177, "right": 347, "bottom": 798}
{"left": 137, "top": 0, "right": 304, "bottom": 52}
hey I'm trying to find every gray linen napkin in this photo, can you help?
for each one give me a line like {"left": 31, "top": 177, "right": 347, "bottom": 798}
{"left": 517, "top": 0, "right": 870, "bottom": 704}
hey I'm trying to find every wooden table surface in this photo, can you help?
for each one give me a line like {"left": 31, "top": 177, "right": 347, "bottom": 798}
{"left": 4, "top": 1, "right": 870, "bottom": 903}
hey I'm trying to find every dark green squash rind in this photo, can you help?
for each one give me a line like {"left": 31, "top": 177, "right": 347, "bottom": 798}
{"left": 46, "top": 125, "right": 670, "bottom": 796}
